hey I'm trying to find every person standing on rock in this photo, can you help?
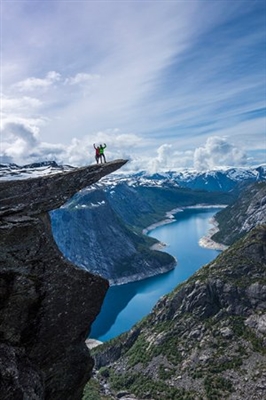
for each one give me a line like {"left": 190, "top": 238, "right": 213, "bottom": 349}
{"left": 93, "top": 144, "right": 100, "bottom": 164}
{"left": 99, "top": 143, "right": 107, "bottom": 163}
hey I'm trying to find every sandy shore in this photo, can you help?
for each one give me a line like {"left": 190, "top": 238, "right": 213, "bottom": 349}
{"left": 142, "top": 207, "right": 183, "bottom": 235}
{"left": 199, "top": 216, "right": 228, "bottom": 251}
{"left": 85, "top": 338, "right": 103, "bottom": 349}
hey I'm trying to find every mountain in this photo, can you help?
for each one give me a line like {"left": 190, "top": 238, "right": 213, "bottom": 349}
{"left": 114, "top": 165, "right": 266, "bottom": 192}
{"left": 85, "top": 224, "right": 266, "bottom": 400}
{"left": 50, "top": 182, "right": 232, "bottom": 284}
{"left": 0, "top": 160, "right": 126, "bottom": 400}
{"left": 0, "top": 160, "right": 74, "bottom": 180}
{"left": 211, "top": 182, "right": 266, "bottom": 246}
{"left": 1, "top": 163, "right": 265, "bottom": 192}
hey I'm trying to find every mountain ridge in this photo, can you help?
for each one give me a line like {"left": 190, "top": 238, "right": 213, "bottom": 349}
{"left": 1, "top": 162, "right": 265, "bottom": 192}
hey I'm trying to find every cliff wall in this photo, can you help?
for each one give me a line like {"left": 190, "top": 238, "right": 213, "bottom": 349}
{"left": 212, "top": 182, "right": 266, "bottom": 245}
{"left": 0, "top": 160, "right": 127, "bottom": 400}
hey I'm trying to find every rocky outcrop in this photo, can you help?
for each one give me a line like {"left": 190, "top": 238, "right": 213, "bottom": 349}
{"left": 0, "top": 160, "right": 127, "bottom": 400}
{"left": 212, "top": 182, "right": 266, "bottom": 245}
{"left": 87, "top": 225, "right": 266, "bottom": 400}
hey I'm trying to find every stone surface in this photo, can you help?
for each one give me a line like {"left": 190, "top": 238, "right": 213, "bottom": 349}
{"left": 0, "top": 160, "right": 127, "bottom": 400}
{"left": 212, "top": 182, "right": 266, "bottom": 245}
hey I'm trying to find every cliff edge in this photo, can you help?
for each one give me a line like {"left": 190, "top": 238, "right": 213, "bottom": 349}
{"left": 0, "top": 160, "right": 127, "bottom": 400}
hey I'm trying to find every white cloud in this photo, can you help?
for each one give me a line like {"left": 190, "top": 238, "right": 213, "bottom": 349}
{"left": 147, "top": 144, "right": 173, "bottom": 173}
{"left": 2, "top": 94, "right": 42, "bottom": 112}
{"left": 0, "top": 125, "right": 259, "bottom": 175}
{"left": 1, "top": 122, "right": 38, "bottom": 163}
{"left": 64, "top": 73, "right": 101, "bottom": 86}
{"left": 14, "top": 71, "right": 61, "bottom": 92}
{"left": 0, "top": 124, "right": 143, "bottom": 167}
{"left": 193, "top": 137, "right": 248, "bottom": 170}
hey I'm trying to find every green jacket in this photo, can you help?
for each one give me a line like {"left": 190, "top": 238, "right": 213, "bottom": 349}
{"left": 99, "top": 144, "right": 106, "bottom": 154}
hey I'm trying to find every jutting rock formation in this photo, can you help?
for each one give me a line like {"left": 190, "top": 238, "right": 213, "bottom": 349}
{"left": 0, "top": 160, "right": 127, "bottom": 400}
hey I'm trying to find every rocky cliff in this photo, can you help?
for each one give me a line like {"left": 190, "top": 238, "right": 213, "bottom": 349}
{"left": 87, "top": 225, "right": 266, "bottom": 400}
{"left": 0, "top": 160, "right": 127, "bottom": 400}
{"left": 211, "top": 182, "right": 266, "bottom": 245}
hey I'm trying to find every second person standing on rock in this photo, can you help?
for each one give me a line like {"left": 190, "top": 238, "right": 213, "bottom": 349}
{"left": 99, "top": 143, "right": 107, "bottom": 163}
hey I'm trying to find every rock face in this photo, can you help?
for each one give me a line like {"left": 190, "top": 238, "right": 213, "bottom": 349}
{"left": 50, "top": 183, "right": 177, "bottom": 285}
{"left": 0, "top": 160, "right": 127, "bottom": 400}
{"left": 212, "top": 182, "right": 266, "bottom": 245}
{"left": 88, "top": 225, "right": 266, "bottom": 400}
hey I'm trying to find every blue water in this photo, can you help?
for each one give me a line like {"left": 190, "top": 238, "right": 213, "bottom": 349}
{"left": 90, "top": 207, "right": 222, "bottom": 341}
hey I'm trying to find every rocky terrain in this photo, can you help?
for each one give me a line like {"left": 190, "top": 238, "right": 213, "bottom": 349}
{"left": 0, "top": 160, "right": 127, "bottom": 400}
{"left": 211, "top": 182, "right": 266, "bottom": 245}
{"left": 85, "top": 224, "right": 266, "bottom": 400}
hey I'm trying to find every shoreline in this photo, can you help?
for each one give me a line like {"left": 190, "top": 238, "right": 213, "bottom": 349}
{"left": 85, "top": 338, "right": 103, "bottom": 349}
{"left": 143, "top": 204, "right": 228, "bottom": 251}
{"left": 199, "top": 217, "right": 228, "bottom": 251}
{"left": 109, "top": 260, "right": 176, "bottom": 286}
{"left": 142, "top": 207, "right": 183, "bottom": 235}
{"left": 108, "top": 204, "right": 227, "bottom": 286}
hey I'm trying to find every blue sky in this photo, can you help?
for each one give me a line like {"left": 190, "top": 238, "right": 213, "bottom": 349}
{"left": 1, "top": 0, "right": 265, "bottom": 171}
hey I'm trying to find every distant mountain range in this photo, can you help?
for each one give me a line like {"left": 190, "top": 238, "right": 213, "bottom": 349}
{"left": 1, "top": 162, "right": 265, "bottom": 192}
{"left": 120, "top": 164, "right": 266, "bottom": 192}
{"left": 0, "top": 161, "right": 73, "bottom": 180}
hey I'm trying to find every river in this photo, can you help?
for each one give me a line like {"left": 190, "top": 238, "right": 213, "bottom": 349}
{"left": 90, "top": 207, "right": 223, "bottom": 342}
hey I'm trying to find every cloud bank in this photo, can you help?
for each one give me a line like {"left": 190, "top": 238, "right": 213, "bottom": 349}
{"left": 1, "top": 119, "right": 251, "bottom": 173}
{"left": 193, "top": 137, "right": 248, "bottom": 171}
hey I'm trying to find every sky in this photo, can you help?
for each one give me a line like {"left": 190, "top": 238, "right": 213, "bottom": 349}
{"left": 0, "top": 0, "right": 265, "bottom": 172}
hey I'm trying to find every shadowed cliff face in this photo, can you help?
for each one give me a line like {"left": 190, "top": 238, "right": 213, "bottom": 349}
{"left": 0, "top": 160, "right": 127, "bottom": 400}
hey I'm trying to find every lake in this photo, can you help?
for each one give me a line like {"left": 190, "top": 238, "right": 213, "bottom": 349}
{"left": 90, "top": 207, "right": 222, "bottom": 341}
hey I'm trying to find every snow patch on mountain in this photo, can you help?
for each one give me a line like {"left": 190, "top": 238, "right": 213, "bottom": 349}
{"left": 0, "top": 161, "right": 73, "bottom": 180}
{"left": 1, "top": 162, "right": 265, "bottom": 193}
